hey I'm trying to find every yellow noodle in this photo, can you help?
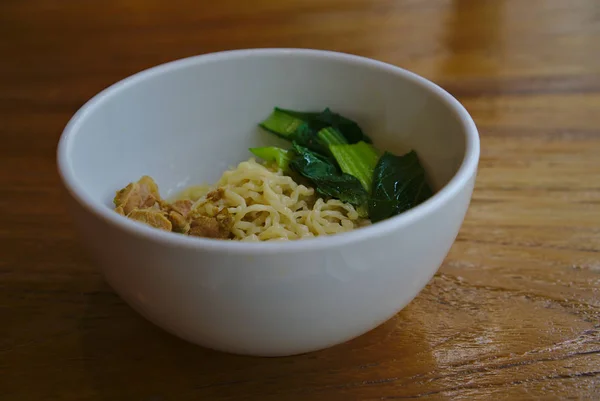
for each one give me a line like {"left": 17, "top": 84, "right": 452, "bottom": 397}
{"left": 180, "top": 159, "right": 369, "bottom": 241}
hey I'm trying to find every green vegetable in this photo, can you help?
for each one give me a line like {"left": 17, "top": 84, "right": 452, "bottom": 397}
{"left": 369, "top": 151, "right": 433, "bottom": 223}
{"left": 257, "top": 107, "right": 433, "bottom": 222}
{"left": 259, "top": 107, "right": 372, "bottom": 145}
{"left": 249, "top": 146, "right": 294, "bottom": 172}
{"left": 273, "top": 107, "right": 320, "bottom": 121}
{"left": 289, "top": 143, "right": 368, "bottom": 206}
{"left": 309, "top": 108, "right": 372, "bottom": 144}
{"left": 317, "top": 127, "right": 348, "bottom": 146}
{"left": 294, "top": 123, "right": 329, "bottom": 154}
{"left": 329, "top": 141, "right": 379, "bottom": 191}
{"left": 294, "top": 126, "right": 348, "bottom": 157}
{"left": 259, "top": 108, "right": 304, "bottom": 140}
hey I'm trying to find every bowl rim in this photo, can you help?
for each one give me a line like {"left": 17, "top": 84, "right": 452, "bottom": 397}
{"left": 57, "top": 48, "right": 480, "bottom": 255}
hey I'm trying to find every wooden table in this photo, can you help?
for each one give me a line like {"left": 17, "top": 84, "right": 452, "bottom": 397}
{"left": 2, "top": 1, "right": 599, "bottom": 399}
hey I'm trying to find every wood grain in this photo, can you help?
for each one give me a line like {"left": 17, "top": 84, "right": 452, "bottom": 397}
{"left": 1, "top": 0, "right": 599, "bottom": 400}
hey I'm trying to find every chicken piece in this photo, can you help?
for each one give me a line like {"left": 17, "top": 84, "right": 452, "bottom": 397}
{"left": 160, "top": 199, "right": 193, "bottom": 234}
{"left": 215, "top": 209, "right": 234, "bottom": 231}
{"left": 188, "top": 215, "right": 231, "bottom": 239}
{"left": 170, "top": 199, "right": 193, "bottom": 218}
{"left": 114, "top": 176, "right": 161, "bottom": 215}
{"left": 168, "top": 211, "right": 190, "bottom": 234}
{"left": 206, "top": 188, "right": 225, "bottom": 202}
{"left": 127, "top": 209, "right": 172, "bottom": 231}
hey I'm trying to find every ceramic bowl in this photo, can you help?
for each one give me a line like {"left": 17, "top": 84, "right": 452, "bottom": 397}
{"left": 57, "top": 49, "right": 479, "bottom": 356}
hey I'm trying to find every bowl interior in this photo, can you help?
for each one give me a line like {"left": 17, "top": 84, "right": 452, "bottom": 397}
{"left": 62, "top": 51, "right": 467, "bottom": 210}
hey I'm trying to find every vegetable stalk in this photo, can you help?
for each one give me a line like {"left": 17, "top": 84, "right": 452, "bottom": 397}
{"left": 329, "top": 141, "right": 380, "bottom": 192}
{"left": 249, "top": 147, "right": 294, "bottom": 171}
{"left": 259, "top": 109, "right": 304, "bottom": 140}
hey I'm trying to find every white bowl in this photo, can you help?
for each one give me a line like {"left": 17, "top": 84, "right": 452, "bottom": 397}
{"left": 57, "top": 49, "right": 479, "bottom": 357}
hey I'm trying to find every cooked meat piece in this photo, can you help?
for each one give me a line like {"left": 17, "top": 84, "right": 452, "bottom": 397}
{"left": 188, "top": 215, "right": 231, "bottom": 239}
{"left": 114, "top": 177, "right": 235, "bottom": 240}
{"left": 168, "top": 211, "right": 190, "bottom": 234}
{"left": 127, "top": 209, "right": 172, "bottom": 231}
{"left": 206, "top": 188, "right": 225, "bottom": 202}
{"left": 169, "top": 199, "right": 193, "bottom": 218}
{"left": 215, "top": 209, "right": 234, "bottom": 231}
{"left": 114, "top": 176, "right": 161, "bottom": 215}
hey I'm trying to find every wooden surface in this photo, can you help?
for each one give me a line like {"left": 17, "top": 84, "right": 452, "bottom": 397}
{"left": 1, "top": 0, "right": 599, "bottom": 399}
